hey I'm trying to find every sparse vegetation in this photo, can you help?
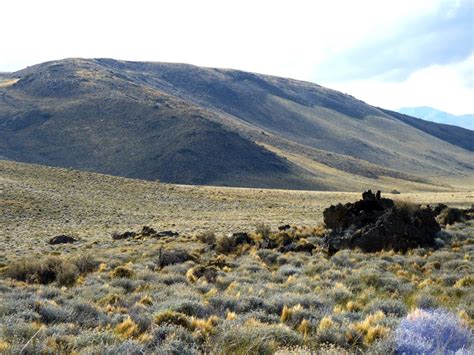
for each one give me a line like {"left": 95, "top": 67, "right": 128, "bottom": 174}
{"left": 0, "top": 162, "right": 473, "bottom": 353}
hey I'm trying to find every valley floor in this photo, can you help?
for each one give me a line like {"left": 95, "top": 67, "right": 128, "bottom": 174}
{"left": 0, "top": 160, "right": 473, "bottom": 353}
{"left": 1, "top": 160, "right": 473, "bottom": 261}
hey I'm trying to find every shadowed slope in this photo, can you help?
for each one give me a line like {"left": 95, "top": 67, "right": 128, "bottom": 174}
{"left": 0, "top": 58, "right": 473, "bottom": 189}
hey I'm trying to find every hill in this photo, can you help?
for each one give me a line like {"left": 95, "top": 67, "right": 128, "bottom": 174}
{"left": 0, "top": 58, "right": 473, "bottom": 190}
{"left": 398, "top": 106, "right": 474, "bottom": 131}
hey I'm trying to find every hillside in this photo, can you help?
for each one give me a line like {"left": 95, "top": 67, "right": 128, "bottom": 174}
{"left": 398, "top": 106, "right": 474, "bottom": 131}
{"left": 0, "top": 58, "right": 473, "bottom": 190}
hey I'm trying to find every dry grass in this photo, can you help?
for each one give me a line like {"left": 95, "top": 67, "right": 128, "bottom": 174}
{"left": 0, "top": 160, "right": 472, "bottom": 353}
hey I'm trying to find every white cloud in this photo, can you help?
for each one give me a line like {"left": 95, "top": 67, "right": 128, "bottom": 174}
{"left": 1, "top": 0, "right": 472, "bottom": 113}
{"left": 326, "top": 54, "right": 474, "bottom": 115}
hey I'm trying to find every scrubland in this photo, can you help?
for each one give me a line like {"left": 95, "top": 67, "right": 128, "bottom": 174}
{"left": 0, "top": 160, "right": 473, "bottom": 354}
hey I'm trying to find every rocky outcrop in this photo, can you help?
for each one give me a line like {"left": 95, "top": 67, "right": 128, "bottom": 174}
{"left": 112, "top": 226, "right": 179, "bottom": 240}
{"left": 48, "top": 235, "right": 78, "bottom": 245}
{"left": 323, "top": 190, "right": 440, "bottom": 253}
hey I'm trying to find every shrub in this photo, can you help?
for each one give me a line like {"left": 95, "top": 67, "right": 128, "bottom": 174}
{"left": 214, "top": 323, "right": 304, "bottom": 354}
{"left": 70, "top": 302, "right": 108, "bottom": 329}
{"left": 36, "top": 303, "right": 70, "bottom": 324}
{"left": 103, "top": 340, "right": 145, "bottom": 355}
{"left": 148, "top": 324, "right": 196, "bottom": 350}
{"left": 156, "top": 249, "right": 195, "bottom": 268}
{"left": 197, "top": 231, "right": 217, "bottom": 245}
{"left": 255, "top": 223, "right": 271, "bottom": 239}
{"left": 6, "top": 257, "right": 79, "bottom": 286}
{"left": 256, "top": 249, "right": 280, "bottom": 265}
{"left": 365, "top": 299, "right": 407, "bottom": 317}
{"left": 73, "top": 254, "right": 100, "bottom": 274}
{"left": 155, "top": 311, "right": 192, "bottom": 329}
{"left": 109, "top": 265, "right": 134, "bottom": 279}
{"left": 216, "top": 235, "right": 236, "bottom": 254}
{"left": 395, "top": 308, "right": 473, "bottom": 354}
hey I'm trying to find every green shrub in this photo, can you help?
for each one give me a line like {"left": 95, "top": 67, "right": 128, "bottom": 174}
{"left": 6, "top": 257, "right": 79, "bottom": 286}
{"left": 73, "top": 254, "right": 100, "bottom": 274}
{"left": 216, "top": 236, "right": 236, "bottom": 254}
{"left": 110, "top": 266, "right": 135, "bottom": 279}
{"left": 197, "top": 231, "right": 217, "bottom": 245}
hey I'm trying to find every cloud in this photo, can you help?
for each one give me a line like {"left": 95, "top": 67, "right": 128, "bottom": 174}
{"left": 313, "top": 0, "right": 473, "bottom": 82}
{"left": 326, "top": 54, "right": 474, "bottom": 115}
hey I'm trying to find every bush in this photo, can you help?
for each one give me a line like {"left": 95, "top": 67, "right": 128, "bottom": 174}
{"left": 365, "top": 299, "right": 407, "bottom": 317}
{"left": 155, "top": 311, "right": 192, "bottom": 329}
{"left": 395, "top": 308, "right": 473, "bottom": 354}
{"left": 73, "top": 254, "right": 100, "bottom": 274}
{"left": 104, "top": 340, "right": 145, "bottom": 355}
{"left": 109, "top": 265, "right": 134, "bottom": 279}
{"left": 156, "top": 249, "right": 195, "bottom": 268}
{"left": 7, "top": 257, "right": 79, "bottom": 286}
{"left": 70, "top": 302, "right": 109, "bottom": 329}
{"left": 214, "top": 323, "right": 303, "bottom": 354}
{"left": 255, "top": 223, "right": 271, "bottom": 239}
{"left": 197, "top": 231, "right": 216, "bottom": 245}
{"left": 216, "top": 235, "right": 236, "bottom": 254}
{"left": 148, "top": 324, "right": 197, "bottom": 353}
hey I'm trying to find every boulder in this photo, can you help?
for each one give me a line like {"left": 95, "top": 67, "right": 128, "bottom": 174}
{"left": 49, "top": 235, "right": 78, "bottom": 245}
{"left": 323, "top": 190, "right": 440, "bottom": 253}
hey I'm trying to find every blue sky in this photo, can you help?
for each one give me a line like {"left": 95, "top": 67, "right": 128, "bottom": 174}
{"left": 1, "top": 0, "right": 473, "bottom": 114}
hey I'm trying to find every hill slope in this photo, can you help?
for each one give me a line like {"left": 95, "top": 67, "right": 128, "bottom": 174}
{"left": 0, "top": 58, "right": 473, "bottom": 190}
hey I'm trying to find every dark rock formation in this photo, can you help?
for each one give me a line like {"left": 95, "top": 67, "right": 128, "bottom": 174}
{"left": 48, "top": 235, "right": 78, "bottom": 245}
{"left": 323, "top": 190, "right": 440, "bottom": 253}
{"left": 155, "top": 230, "right": 180, "bottom": 238}
{"left": 112, "top": 231, "right": 136, "bottom": 240}
{"left": 141, "top": 226, "right": 157, "bottom": 236}
{"left": 112, "top": 227, "right": 179, "bottom": 240}
{"left": 278, "top": 224, "right": 291, "bottom": 231}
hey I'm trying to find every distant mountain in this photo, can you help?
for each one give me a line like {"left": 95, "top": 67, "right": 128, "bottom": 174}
{"left": 0, "top": 58, "right": 473, "bottom": 190}
{"left": 398, "top": 107, "right": 474, "bottom": 131}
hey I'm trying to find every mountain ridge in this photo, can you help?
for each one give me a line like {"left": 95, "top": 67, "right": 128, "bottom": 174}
{"left": 397, "top": 106, "right": 474, "bottom": 131}
{"left": 0, "top": 58, "right": 473, "bottom": 190}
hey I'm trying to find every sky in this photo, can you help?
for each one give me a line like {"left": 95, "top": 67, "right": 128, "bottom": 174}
{"left": 1, "top": 0, "right": 473, "bottom": 114}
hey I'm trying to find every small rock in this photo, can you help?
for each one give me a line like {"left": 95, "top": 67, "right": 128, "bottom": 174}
{"left": 49, "top": 235, "right": 77, "bottom": 245}
{"left": 156, "top": 230, "right": 179, "bottom": 238}
{"left": 278, "top": 224, "right": 291, "bottom": 231}
{"left": 112, "top": 231, "right": 136, "bottom": 240}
